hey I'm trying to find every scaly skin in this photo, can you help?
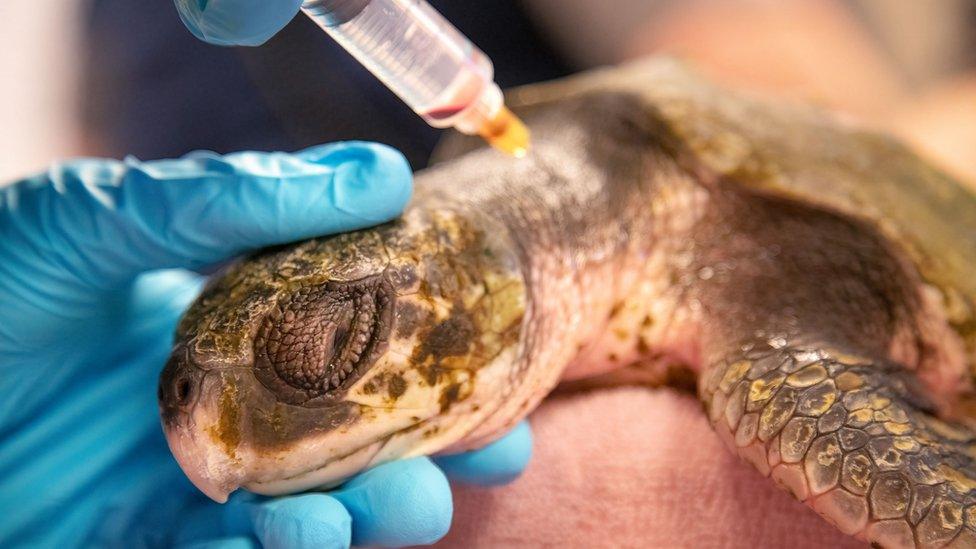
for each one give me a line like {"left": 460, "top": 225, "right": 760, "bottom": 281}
{"left": 161, "top": 59, "right": 976, "bottom": 547}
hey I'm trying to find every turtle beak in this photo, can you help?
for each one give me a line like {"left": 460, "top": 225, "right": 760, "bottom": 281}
{"left": 163, "top": 421, "right": 240, "bottom": 503}
{"left": 159, "top": 352, "right": 244, "bottom": 503}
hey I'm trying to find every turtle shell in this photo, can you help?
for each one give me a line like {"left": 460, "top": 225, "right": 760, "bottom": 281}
{"left": 497, "top": 57, "right": 976, "bottom": 366}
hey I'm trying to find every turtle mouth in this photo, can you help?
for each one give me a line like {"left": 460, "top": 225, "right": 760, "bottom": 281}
{"left": 253, "top": 276, "right": 393, "bottom": 407}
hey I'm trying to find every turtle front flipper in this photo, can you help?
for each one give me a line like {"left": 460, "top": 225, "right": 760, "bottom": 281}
{"left": 686, "top": 186, "right": 976, "bottom": 548}
{"left": 702, "top": 343, "right": 976, "bottom": 547}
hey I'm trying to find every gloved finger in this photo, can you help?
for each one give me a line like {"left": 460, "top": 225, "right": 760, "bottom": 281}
{"left": 2, "top": 142, "right": 411, "bottom": 290}
{"left": 174, "top": 0, "right": 304, "bottom": 46}
{"left": 433, "top": 420, "right": 533, "bottom": 486}
{"left": 246, "top": 494, "right": 352, "bottom": 549}
{"left": 175, "top": 536, "right": 260, "bottom": 549}
{"left": 331, "top": 457, "right": 452, "bottom": 547}
{"left": 176, "top": 492, "right": 352, "bottom": 549}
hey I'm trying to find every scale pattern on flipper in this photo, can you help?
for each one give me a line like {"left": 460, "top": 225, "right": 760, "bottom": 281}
{"left": 700, "top": 343, "right": 976, "bottom": 548}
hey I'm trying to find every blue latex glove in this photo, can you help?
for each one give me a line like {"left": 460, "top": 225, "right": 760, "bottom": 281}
{"left": 174, "top": 0, "right": 305, "bottom": 46}
{"left": 0, "top": 142, "right": 533, "bottom": 549}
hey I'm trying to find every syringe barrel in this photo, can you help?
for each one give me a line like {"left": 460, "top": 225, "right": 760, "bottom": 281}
{"left": 302, "top": 0, "right": 501, "bottom": 133}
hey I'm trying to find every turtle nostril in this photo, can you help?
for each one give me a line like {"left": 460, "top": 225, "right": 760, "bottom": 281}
{"left": 175, "top": 376, "right": 193, "bottom": 406}
{"left": 159, "top": 352, "right": 202, "bottom": 423}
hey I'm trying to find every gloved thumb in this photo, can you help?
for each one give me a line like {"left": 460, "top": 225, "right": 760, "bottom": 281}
{"left": 0, "top": 142, "right": 412, "bottom": 291}
{"left": 175, "top": 0, "right": 304, "bottom": 46}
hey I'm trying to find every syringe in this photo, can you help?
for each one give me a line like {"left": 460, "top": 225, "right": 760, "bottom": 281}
{"left": 301, "top": 0, "right": 531, "bottom": 157}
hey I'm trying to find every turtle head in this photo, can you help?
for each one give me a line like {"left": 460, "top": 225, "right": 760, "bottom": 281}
{"left": 159, "top": 206, "right": 526, "bottom": 502}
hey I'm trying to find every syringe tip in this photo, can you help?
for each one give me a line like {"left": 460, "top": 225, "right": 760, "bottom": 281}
{"left": 478, "top": 106, "right": 531, "bottom": 158}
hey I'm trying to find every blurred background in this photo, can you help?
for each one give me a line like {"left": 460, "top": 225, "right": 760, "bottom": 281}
{"left": 2, "top": 0, "right": 975, "bottom": 184}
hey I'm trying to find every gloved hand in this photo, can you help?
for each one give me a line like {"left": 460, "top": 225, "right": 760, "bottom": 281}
{"left": 0, "top": 142, "right": 533, "bottom": 548}
{"left": 174, "top": 0, "right": 306, "bottom": 47}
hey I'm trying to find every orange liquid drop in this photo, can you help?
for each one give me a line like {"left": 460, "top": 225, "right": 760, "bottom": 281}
{"left": 478, "top": 106, "right": 531, "bottom": 158}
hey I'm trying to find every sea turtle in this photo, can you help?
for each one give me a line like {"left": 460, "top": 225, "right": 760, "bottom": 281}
{"left": 159, "top": 58, "right": 976, "bottom": 548}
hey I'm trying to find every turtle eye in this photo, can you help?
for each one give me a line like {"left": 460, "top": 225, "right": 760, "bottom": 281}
{"left": 253, "top": 276, "right": 392, "bottom": 406}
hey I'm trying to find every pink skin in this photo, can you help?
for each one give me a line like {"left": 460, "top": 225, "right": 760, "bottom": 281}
{"left": 439, "top": 387, "right": 866, "bottom": 548}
